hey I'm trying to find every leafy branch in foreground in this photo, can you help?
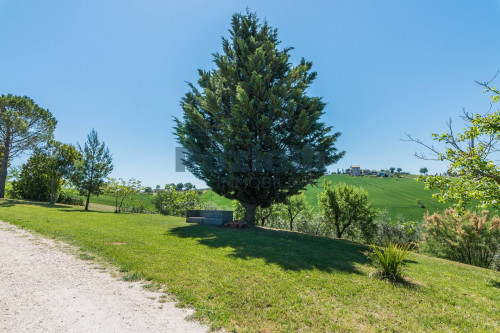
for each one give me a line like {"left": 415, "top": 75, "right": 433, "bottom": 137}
{"left": 405, "top": 74, "right": 500, "bottom": 211}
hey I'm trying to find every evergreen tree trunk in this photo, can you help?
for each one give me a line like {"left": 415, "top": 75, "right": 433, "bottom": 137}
{"left": 242, "top": 203, "right": 258, "bottom": 225}
{"left": 0, "top": 144, "right": 10, "bottom": 199}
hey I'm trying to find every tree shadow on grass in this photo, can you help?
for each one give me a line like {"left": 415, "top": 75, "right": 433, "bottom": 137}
{"left": 0, "top": 199, "right": 17, "bottom": 208}
{"left": 168, "top": 224, "right": 370, "bottom": 274}
{"left": 0, "top": 199, "right": 111, "bottom": 214}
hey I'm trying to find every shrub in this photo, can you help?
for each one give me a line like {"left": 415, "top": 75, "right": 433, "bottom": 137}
{"left": 492, "top": 249, "right": 500, "bottom": 272}
{"left": 365, "top": 240, "right": 410, "bottom": 281}
{"left": 374, "top": 210, "right": 423, "bottom": 249}
{"left": 57, "top": 190, "right": 84, "bottom": 206}
{"left": 153, "top": 185, "right": 201, "bottom": 216}
{"left": 424, "top": 209, "right": 500, "bottom": 269}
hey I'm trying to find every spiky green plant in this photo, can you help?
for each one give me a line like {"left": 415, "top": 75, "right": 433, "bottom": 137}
{"left": 366, "top": 240, "right": 410, "bottom": 281}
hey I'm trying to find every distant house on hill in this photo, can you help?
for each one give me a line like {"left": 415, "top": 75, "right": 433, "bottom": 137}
{"left": 350, "top": 165, "right": 361, "bottom": 176}
{"left": 362, "top": 169, "right": 371, "bottom": 175}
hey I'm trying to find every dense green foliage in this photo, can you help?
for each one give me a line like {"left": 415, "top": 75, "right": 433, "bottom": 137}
{"left": 318, "top": 182, "right": 377, "bottom": 241}
{"left": 71, "top": 129, "right": 113, "bottom": 210}
{"left": 11, "top": 151, "right": 53, "bottom": 201}
{"left": 175, "top": 11, "right": 343, "bottom": 224}
{"left": 0, "top": 201, "right": 498, "bottom": 332}
{"left": 365, "top": 240, "right": 411, "bottom": 281}
{"left": 374, "top": 210, "right": 423, "bottom": 249}
{"left": 57, "top": 189, "right": 84, "bottom": 206}
{"left": 152, "top": 184, "right": 201, "bottom": 216}
{"left": 424, "top": 209, "right": 500, "bottom": 269}
{"left": 0, "top": 94, "right": 57, "bottom": 198}
{"left": 413, "top": 81, "right": 500, "bottom": 211}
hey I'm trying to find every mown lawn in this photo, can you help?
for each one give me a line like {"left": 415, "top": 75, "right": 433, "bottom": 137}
{"left": 201, "top": 175, "right": 455, "bottom": 221}
{"left": 0, "top": 200, "right": 498, "bottom": 332}
{"left": 90, "top": 193, "right": 156, "bottom": 211}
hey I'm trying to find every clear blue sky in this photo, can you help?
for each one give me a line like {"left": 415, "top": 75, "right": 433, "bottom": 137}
{"left": 1, "top": 0, "right": 499, "bottom": 188}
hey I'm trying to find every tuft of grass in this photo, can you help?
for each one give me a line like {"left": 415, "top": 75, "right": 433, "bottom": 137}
{"left": 122, "top": 273, "right": 142, "bottom": 281}
{"left": 119, "top": 264, "right": 131, "bottom": 272}
{"left": 0, "top": 200, "right": 498, "bottom": 332}
{"left": 79, "top": 253, "right": 95, "bottom": 260}
{"left": 143, "top": 283, "right": 162, "bottom": 292}
{"left": 365, "top": 240, "right": 410, "bottom": 281}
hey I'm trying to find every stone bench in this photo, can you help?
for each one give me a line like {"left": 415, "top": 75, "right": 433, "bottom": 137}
{"left": 186, "top": 210, "right": 233, "bottom": 226}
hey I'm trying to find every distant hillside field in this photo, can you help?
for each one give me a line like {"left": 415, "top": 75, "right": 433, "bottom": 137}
{"left": 200, "top": 175, "right": 453, "bottom": 221}
{"left": 90, "top": 193, "right": 156, "bottom": 211}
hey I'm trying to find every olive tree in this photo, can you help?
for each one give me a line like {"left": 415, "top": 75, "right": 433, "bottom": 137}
{"left": 104, "top": 178, "right": 142, "bottom": 213}
{"left": 318, "top": 181, "right": 377, "bottom": 242}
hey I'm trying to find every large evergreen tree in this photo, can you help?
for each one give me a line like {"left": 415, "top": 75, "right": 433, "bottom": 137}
{"left": 71, "top": 129, "right": 113, "bottom": 211}
{"left": 175, "top": 11, "right": 344, "bottom": 224}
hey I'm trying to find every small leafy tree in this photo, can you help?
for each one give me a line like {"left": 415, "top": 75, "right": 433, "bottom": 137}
{"left": 176, "top": 182, "right": 184, "bottom": 191}
{"left": 144, "top": 187, "right": 153, "bottom": 194}
{"left": 105, "top": 178, "right": 142, "bottom": 213}
{"left": 184, "top": 182, "right": 195, "bottom": 191}
{"left": 11, "top": 151, "right": 52, "bottom": 201}
{"left": 284, "top": 193, "right": 307, "bottom": 231}
{"left": 45, "top": 141, "right": 80, "bottom": 204}
{"left": 174, "top": 11, "right": 344, "bottom": 225}
{"left": 389, "top": 167, "right": 396, "bottom": 173}
{"left": 419, "top": 167, "right": 428, "bottom": 175}
{"left": 152, "top": 184, "right": 201, "bottom": 216}
{"left": 71, "top": 129, "right": 113, "bottom": 210}
{"left": 0, "top": 95, "right": 57, "bottom": 198}
{"left": 396, "top": 167, "right": 402, "bottom": 174}
{"left": 11, "top": 142, "right": 79, "bottom": 203}
{"left": 318, "top": 181, "right": 377, "bottom": 242}
{"left": 408, "top": 78, "right": 500, "bottom": 211}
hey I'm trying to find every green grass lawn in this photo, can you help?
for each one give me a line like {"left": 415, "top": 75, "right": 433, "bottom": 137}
{"left": 0, "top": 200, "right": 498, "bottom": 332}
{"left": 201, "top": 175, "right": 454, "bottom": 221}
{"left": 90, "top": 193, "right": 156, "bottom": 211}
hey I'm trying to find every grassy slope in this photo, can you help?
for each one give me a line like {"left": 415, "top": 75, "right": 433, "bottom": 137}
{"left": 90, "top": 193, "right": 156, "bottom": 211}
{"left": 201, "top": 175, "right": 452, "bottom": 221}
{"left": 1, "top": 200, "right": 498, "bottom": 332}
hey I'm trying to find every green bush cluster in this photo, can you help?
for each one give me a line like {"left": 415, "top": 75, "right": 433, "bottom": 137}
{"left": 57, "top": 190, "right": 84, "bottom": 206}
{"left": 152, "top": 185, "right": 201, "bottom": 216}
{"left": 374, "top": 210, "right": 423, "bottom": 249}
{"left": 424, "top": 209, "right": 500, "bottom": 269}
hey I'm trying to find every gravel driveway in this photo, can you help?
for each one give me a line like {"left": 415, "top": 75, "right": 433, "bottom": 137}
{"left": 0, "top": 221, "right": 208, "bottom": 333}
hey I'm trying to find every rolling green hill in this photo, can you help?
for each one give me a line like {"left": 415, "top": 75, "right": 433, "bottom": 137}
{"left": 90, "top": 193, "right": 156, "bottom": 211}
{"left": 200, "top": 175, "right": 453, "bottom": 221}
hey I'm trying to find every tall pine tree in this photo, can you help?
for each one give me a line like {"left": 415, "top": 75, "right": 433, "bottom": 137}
{"left": 175, "top": 11, "right": 344, "bottom": 224}
{"left": 71, "top": 129, "right": 113, "bottom": 211}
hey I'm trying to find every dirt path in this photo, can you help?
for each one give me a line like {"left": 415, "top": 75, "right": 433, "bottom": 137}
{"left": 0, "top": 221, "right": 208, "bottom": 332}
